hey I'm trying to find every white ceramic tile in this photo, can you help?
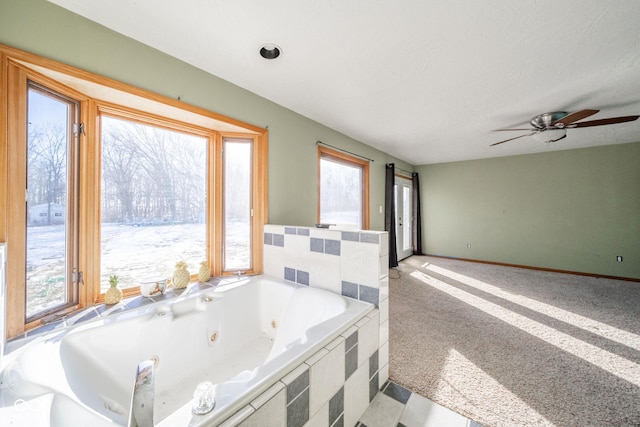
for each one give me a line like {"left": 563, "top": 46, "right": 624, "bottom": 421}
{"left": 308, "top": 338, "right": 345, "bottom": 416}
{"left": 296, "top": 251, "right": 315, "bottom": 272}
{"left": 265, "top": 224, "right": 285, "bottom": 234}
{"left": 307, "top": 253, "right": 341, "bottom": 295}
{"left": 368, "top": 309, "right": 380, "bottom": 329}
{"left": 358, "top": 392, "right": 404, "bottom": 427}
{"left": 379, "top": 318, "right": 389, "bottom": 346}
{"left": 306, "top": 348, "right": 329, "bottom": 366}
{"left": 305, "top": 401, "right": 329, "bottom": 427}
{"left": 241, "top": 387, "right": 286, "bottom": 427}
{"left": 379, "top": 276, "right": 389, "bottom": 302}
{"left": 378, "top": 297, "right": 389, "bottom": 324}
{"left": 220, "top": 405, "right": 255, "bottom": 427}
{"left": 379, "top": 342, "right": 389, "bottom": 374}
{"left": 251, "top": 382, "right": 286, "bottom": 409}
{"left": 286, "top": 233, "right": 311, "bottom": 258}
{"left": 399, "top": 393, "right": 469, "bottom": 427}
{"left": 343, "top": 362, "right": 370, "bottom": 427}
{"left": 378, "top": 363, "right": 389, "bottom": 389}
{"left": 340, "top": 325, "right": 358, "bottom": 342}
{"left": 378, "top": 232, "right": 389, "bottom": 257}
{"left": 340, "top": 240, "right": 380, "bottom": 288}
{"left": 355, "top": 315, "right": 370, "bottom": 329}
{"left": 356, "top": 312, "right": 379, "bottom": 367}
{"left": 378, "top": 254, "right": 389, "bottom": 279}
{"left": 263, "top": 244, "right": 285, "bottom": 278}
{"left": 324, "top": 335, "right": 345, "bottom": 352}
{"left": 328, "top": 224, "right": 360, "bottom": 231}
{"left": 366, "top": 308, "right": 379, "bottom": 322}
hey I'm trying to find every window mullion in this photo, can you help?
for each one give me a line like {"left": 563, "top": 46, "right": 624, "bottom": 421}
{"left": 68, "top": 97, "right": 81, "bottom": 309}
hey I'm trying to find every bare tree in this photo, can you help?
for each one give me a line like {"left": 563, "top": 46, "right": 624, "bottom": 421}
{"left": 27, "top": 122, "right": 67, "bottom": 225}
{"left": 102, "top": 125, "right": 141, "bottom": 223}
{"left": 101, "top": 117, "right": 206, "bottom": 224}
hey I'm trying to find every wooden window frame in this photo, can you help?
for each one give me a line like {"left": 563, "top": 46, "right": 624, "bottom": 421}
{"left": 1, "top": 44, "right": 268, "bottom": 339}
{"left": 95, "top": 105, "right": 217, "bottom": 299}
{"left": 220, "top": 135, "right": 260, "bottom": 273}
{"left": 317, "top": 146, "right": 370, "bottom": 230}
{"left": 23, "top": 81, "right": 82, "bottom": 323}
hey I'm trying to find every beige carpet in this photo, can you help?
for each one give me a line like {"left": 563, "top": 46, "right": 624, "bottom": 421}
{"left": 388, "top": 255, "right": 640, "bottom": 427}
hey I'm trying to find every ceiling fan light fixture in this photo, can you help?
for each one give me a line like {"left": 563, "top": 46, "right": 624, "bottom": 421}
{"left": 259, "top": 44, "right": 281, "bottom": 60}
{"left": 492, "top": 109, "right": 637, "bottom": 147}
{"left": 530, "top": 112, "right": 567, "bottom": 129}
{"left": 532, "top": 128, "right": 567, "bottom": 143}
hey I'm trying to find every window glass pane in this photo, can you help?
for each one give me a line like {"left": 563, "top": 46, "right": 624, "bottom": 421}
{"left": 26, "top": 87, "right": 72, "bottom": 318}
{"left": 320, "top": 157, "right": 363, "bottom": 228}
{"left": 101, "top": 116, "right": 207, "bottom": 291}
{"left": 224, "top": 139, "right": 252, "bottom": 271}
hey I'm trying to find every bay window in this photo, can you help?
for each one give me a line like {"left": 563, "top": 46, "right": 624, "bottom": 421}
{"left": 2, "top": 45, "right": 267, "bottom": 339}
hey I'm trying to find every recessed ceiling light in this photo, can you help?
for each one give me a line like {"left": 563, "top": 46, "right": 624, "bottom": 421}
{"left": 259, "top": 44, "right": 281, "bottom": 60}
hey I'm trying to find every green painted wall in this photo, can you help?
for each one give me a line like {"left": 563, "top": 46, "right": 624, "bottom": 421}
{"left": 0, "top": 0, "right": 412, "bottom": 230}
{"left": 417, "top": 142, "right": 640, "bottom": 279}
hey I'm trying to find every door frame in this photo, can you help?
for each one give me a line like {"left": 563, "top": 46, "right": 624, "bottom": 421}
{"left": 395, "top": 176, "right": 413, "bottom": 261}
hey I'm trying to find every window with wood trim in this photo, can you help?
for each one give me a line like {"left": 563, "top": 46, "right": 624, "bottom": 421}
{"left": 318, "top": 146, "right": 370, "bottom": 229}
{"left": 1, "top": 46, "right": 268, "bottom": 339}
{"left": 24, "top": 82, "right": 81, "bottom": 322}
{"left": 223, "top": 137, "right": 254, "bottom": 272}
{"left": 99, "top": 112, "right": 210, "bottom": 292}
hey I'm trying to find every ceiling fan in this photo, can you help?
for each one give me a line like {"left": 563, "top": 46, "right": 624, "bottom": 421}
{"left": 491, "top": 109, "right": 639, "bottom": 146}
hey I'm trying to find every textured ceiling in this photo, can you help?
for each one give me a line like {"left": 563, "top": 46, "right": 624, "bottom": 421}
{"left": 50, "top": 0, "right": 640, "bottom": 165}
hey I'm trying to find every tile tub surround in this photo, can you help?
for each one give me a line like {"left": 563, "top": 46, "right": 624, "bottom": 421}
{"left": 2, "top": 277, "right": 373, "bottom": 427}
{"left": 219, "top": 309, "right": 383, "bottom": 427}
{"left": 262, "top": 225, "right": 389, "bottom": 426}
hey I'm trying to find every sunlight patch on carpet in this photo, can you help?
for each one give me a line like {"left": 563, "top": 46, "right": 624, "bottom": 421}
{"left": 422, "top": 263, "right": 640, "bottom": 352}
{"left": 411, "top": 270, "right": 640, "bottom": 388}
{"left": 438, "top": 348, "right": 552, "bottom": 426}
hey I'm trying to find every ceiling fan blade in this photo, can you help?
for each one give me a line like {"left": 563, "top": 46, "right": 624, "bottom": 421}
{"left": 569, "top": 115, "right": 639, "bottom": 128}
{"left": 553, "top": 109, "right": 599, "bottom": 126}
{"left": 492, "top": 128, "right": 533, "bottom": 131}
{"left": 490, "top": 132, "right": 536, "bottom": 146}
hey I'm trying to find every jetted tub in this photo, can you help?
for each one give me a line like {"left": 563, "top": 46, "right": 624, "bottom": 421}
{"left": 0, "top": 275, "right": 373, "bottom": 426}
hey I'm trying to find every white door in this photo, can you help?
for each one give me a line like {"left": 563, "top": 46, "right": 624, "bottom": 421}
{"left": 395, "top": 177, "right": 413, "bottom": 261}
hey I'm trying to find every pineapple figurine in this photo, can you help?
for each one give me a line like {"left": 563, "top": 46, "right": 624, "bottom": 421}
{"left": 172, "top": 261, "right": 190, "bottom": 289}
{"left": 105, "top": 275, "right": 123, "bottom": 305}
{"left": 197, "top": 261, "right": 211, "bottom": 282}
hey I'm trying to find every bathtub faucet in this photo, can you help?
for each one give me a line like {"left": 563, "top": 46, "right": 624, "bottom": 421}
{"left": 128, "top": 358, "right": 156, "bottom": 427}
{"left": 235, "top": 270, "right": 245, "bottom": 280}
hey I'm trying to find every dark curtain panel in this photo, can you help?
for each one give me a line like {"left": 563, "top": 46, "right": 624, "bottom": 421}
{"left": 412, "top": 172, "right": 423, "bottom": 254}
{"left": 385, "top": 163, "right": 398, "bottom": 268}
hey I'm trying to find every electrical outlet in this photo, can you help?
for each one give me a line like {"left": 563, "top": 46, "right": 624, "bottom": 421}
{"left": 616, "top": 256, "right": 623, "bottom": 262}
{"left": 467, "top": 243, "right": 471, "bottom": 248}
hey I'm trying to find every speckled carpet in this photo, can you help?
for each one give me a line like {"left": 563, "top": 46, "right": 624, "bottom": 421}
{"left": 388, "top": 255, "right": 640, "bottom": 427}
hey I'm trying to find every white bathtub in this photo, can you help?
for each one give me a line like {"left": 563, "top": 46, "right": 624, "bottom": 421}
{"left": 0, "top": 275, "right": 373, "bottom": 426}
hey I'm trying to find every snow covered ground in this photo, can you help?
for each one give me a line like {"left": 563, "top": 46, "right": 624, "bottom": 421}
{"left": 26, "top": 222, "right": 250, "bottom": 317}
